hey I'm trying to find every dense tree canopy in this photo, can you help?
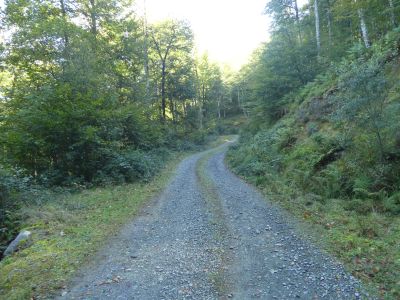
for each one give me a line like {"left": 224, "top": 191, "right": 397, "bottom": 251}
{"left": 0, "top": 0, "right": 246, "bottom": 249}
{"left": 0, "top": 0, "right": 240, "bottom": 186}
{"left": 233, "top": 0, "right": 400, "bottom": 126}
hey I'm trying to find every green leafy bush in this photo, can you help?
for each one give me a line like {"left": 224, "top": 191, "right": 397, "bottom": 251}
{"left": 0, "top": 166, "right": 27, "bottom": 254}
{"left": 93, "top": 149, "right": 170, "bottom": 185}
{"left": 383, "top": 192, "right": 400, "bottom": 215}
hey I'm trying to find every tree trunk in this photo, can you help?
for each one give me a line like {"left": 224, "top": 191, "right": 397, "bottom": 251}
{"left": 294, "top": 0, "right": 302, "bottom": 43}
{"left": 373, "top": 121, "right": 385, "bottom": 163}
{"left": 237, "top": 88, "right": 241, "bottom": 112}
{"left": 169, "top": 99, "right": 175, "bottom": 123}
{"left": 194, "top": 67, "right": 203, "bottom": 129}
{"left": 237, "top": 87, "right": 246, "bottom": 117}
{"left": 326, "top": 0, "right": 333, "bottom": 46}
{"left": 150, "top": 28, "right": 175, "bottom": 122}
{"left": 217, "top": 98, "right": 221, "bottom": 119}
{"left": 358, "top": 8, "right": 370, "bottom": 48}
{"left": 161, "top": 63, "right": 166, "bottom": 120}
{"left": 314, "top": 0, "right": 321, "bottom": 56}
{"left": 60, "top": 0, "right": 69, "bottom": 48}
{"left": 89, "top": 0, "right": 97, "bottom": 38}
{"left": 198, "top": 102, "right": 203, "bottom": 129}
{"left": 59, "top": 0, "right": 70, "bottom": 72}
{"left": 183, "top": 101, "right": 187, "bottom": 118}
{"left": 389, "top": 0, "right": 396, "bottom": 27}
{"left": 143, "top": 0, "right": 150, "bottom": 101}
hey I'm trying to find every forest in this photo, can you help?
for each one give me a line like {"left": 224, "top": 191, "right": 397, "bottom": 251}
{"left": 0, "top": 0, "right": 242, "bottom": 250}
{"left": 0, "top": 0, "right": 399, "bottom": 299}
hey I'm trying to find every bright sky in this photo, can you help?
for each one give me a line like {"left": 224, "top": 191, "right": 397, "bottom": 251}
{"left": 0, "top": 0, "right": 309, "bottom": 70}
{"left": 136, "top": 0, "right": 309, "bottom": 70}
{"left": 135, "top": 0, "right": 270, "bottom": 70}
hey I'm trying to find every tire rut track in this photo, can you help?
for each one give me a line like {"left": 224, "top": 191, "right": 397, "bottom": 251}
{"left": 59, "top": 139, "right": 370, "bottom": 300}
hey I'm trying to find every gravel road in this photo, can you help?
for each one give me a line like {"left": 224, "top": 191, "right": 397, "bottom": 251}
{"left": 60, "top": 139, "right": 369, "bottom": 300}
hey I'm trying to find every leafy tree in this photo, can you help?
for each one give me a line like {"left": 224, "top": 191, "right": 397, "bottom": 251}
{"left": 148, "top": 20, "right": 194, "bottom": 121}
{"left": 0, "top": 0, "right": 152, "bottom": 182}
{"left": 336, "top": 56, "right": 389, "bottom": 161}
{"left": 166, "top": 54, "right": 196, "bottom": 124}
{"left": 195, "top": 54, "right": 224, "bottom": 125}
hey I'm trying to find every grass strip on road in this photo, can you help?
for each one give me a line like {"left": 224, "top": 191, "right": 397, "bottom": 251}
{"left": 195, "top": 143, "right": 234, "bottom": 298}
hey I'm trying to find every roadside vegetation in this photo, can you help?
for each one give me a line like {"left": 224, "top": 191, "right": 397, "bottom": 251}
{"left": 0, "top": 135, "right": 236, "bottom": 300}
{"left": 0, "top": 152, "right": 187, "bottom": 299}
{"left": 228, "top": 1, "right": 400, "bottom": 298}
{"left": 0, "top": 0, "right": 244, "bottom": 260}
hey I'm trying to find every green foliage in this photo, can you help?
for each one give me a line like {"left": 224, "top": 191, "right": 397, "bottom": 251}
{"left": 0, "top": 0, "right": 239, "bottom": 185}
{"left": 0, "top": 152, "right": 186, "bottom": 299}
{"left": 0, "top": 167, "right": 19, "bottom": 251}
{"left": 232, "top": 24, "right": 400, "bottom": 208}
{"left": 383, "top": 192, "right": 400, "bottom": 215}
{"left": 228, "top": 7, "right": 400, "bottom": 297}
{"left": 98, "top": 148, "right": 170, "bottom": 185}
{"left": 0, "top": 165, "right": 36, "bottom": 254}
{"left": 334, "top": 56, "right": 390, "bottom": 160}
{"left": 0, "top": 0, "right": 243, "bottom": 262}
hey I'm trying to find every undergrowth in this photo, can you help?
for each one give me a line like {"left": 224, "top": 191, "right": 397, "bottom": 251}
{"left": 227, "top": 31, "right": 400, "bottom": 299}
{"left": 0, "top": 152, "right": 185, "bottom": 299}
{"left": 0, "top": 135, "right": 232, "bottom": 299}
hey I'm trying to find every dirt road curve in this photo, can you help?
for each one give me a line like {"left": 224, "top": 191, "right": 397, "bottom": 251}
{"left": 60, "top": 139, "right": 369, "bottom": 300}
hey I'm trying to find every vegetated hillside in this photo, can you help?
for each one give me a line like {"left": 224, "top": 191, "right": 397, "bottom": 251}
{"left": 228, "top": 30, "right": 400, "bottom": 298}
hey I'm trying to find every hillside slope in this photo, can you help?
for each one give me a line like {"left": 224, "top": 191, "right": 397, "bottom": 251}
{"left": 228, "top": 30, "right": 400, "bottom": 299}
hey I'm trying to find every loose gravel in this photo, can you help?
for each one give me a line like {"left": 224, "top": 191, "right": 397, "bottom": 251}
{"left": 59, "top": 140, "right": 370, "bottom": 300}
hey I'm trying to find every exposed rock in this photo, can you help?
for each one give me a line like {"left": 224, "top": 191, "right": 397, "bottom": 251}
{"left": 3, "top": 230, "right": 31, "bottom": 257}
